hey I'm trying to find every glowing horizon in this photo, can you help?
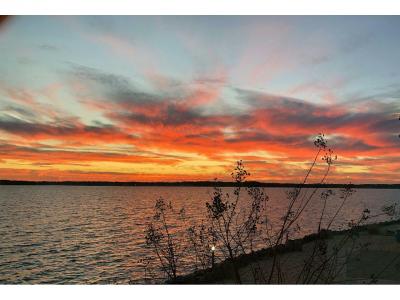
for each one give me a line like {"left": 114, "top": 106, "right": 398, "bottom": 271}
{"left": 0, "top": 16, "right": 399, "bottom": 183}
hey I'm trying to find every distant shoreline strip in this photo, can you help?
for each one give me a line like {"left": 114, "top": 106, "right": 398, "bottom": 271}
{"left": 0, "top": 180, "right": 399, "bottom": 189}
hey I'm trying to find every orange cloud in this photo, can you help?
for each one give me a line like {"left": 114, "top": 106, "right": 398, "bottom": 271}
{"left": 0, "top": 67, "right": 399, "bottom": 183}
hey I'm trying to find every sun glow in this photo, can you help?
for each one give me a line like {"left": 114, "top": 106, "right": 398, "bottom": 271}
{"left": 0, "top": 16, "right": 399, "bottom": 183}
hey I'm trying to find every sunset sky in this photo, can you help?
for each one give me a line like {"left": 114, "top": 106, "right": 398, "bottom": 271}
{"left": 0, "top": 16, "right": 399, "bottom": 183}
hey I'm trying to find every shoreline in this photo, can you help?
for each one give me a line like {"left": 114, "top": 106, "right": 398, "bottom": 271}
{"left": 168, "top": 218, "right": 400, "bottom": 284}
{"left": 1, "top": 180, "right": 400, "bottom": 189}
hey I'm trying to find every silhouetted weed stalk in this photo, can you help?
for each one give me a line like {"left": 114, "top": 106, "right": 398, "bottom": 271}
{"left": 202, "top": 161, "right": 268, "bottom": 283}
{"left": 144, "top": 198, "right": 184, "bottom": 280}
{"left": 143, "top": 133, "right": 400, "bottom": 284}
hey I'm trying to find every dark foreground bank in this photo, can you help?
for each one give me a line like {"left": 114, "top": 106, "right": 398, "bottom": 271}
{"left": 167, "top": 219, "right": 400, "bottom": 284}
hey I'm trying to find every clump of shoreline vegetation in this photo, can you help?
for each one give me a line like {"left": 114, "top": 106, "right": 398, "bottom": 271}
{"left": 142, "top": 134, "right": 400, "bottom": 284}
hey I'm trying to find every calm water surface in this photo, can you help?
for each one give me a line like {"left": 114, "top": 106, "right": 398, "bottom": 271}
{"left": 0, "top": 185, "right": 399, "bottom": 284}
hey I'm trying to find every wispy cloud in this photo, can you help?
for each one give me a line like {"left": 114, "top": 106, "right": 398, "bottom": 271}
{"left": 0, "top": 16, "right": 399, "bottom": 182}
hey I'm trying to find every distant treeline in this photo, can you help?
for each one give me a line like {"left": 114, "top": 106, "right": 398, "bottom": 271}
{"left": 0, "top": 180, "right": 399, "bottom": 189}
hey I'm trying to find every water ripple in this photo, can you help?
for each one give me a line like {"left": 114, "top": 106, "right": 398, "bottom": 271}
{"left": 0, "top": 185, "right": 399, "bottom": 284}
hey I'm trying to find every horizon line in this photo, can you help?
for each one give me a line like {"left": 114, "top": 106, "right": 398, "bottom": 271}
{"left": 1, "top": 180, "right": 399, "bottom": 189}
